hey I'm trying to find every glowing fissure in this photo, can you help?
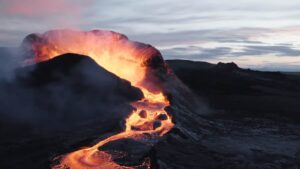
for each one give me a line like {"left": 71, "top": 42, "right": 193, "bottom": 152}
{"left": 26, "top": 30, "right": 174, "bottom": 169}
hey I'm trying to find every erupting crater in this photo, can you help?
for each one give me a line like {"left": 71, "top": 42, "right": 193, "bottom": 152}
{"left": 22, "top": 29, "right": 174, "bottom": 169}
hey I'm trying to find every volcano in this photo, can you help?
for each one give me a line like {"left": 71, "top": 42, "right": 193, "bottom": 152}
{"left": 19, "top": 29, "right": 176, "bottom": 169}
{"left": 0, "top": 30, "right": 300, "bottom": 169}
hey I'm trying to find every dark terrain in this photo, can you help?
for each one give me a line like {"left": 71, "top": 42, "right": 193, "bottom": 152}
{"left": 0, "top": 48, "right": 299, "bottom": 169}
{"left": 160, "top": 60, "right": 300, "bottom": 169}
{"left": 167, "top": 59, "right": 300, "bottom": 121}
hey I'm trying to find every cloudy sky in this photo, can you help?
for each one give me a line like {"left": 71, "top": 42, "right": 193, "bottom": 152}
{"left": 1, "top": 0, "right": 300, "bottom": 71}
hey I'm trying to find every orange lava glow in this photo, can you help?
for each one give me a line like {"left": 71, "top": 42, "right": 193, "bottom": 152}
{"left": 26, "top": 30, "right": 174, "bottom": 169}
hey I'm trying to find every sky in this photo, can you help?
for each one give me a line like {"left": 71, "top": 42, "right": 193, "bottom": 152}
{"left": 1, "top": 0, "right": 300, "bottom": 71}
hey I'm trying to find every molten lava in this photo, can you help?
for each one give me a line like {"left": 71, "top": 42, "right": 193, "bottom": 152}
{"left": 24, "top": 29, "right": 174, "bottom": 169}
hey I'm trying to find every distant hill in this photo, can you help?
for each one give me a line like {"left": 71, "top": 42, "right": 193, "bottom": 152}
{"left": 167, "top": 59, "right": 300, "bottom": 121}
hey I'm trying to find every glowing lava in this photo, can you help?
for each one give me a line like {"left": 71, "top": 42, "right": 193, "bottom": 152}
{"left": 23, "top": 29, "right": 174, "bottom": 169}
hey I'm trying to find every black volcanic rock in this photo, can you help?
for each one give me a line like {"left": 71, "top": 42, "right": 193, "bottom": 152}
{"left": 99, "top": 138, "right": 152, "bottom": 166}
{"left": 0, "top": 53, "right": 143, "bottom": 169}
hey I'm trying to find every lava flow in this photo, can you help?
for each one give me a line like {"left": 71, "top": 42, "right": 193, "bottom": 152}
{"left": 23, "top": 29, "right": 174, "bottom": 169}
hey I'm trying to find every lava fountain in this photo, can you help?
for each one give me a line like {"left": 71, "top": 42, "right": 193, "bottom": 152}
{"left": 22, "top": 29, "right": 174, "bottom": 169}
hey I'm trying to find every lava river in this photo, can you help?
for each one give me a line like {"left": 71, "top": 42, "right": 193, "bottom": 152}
{"left": 23, "top": 29, "right": 174, "bottom": 169}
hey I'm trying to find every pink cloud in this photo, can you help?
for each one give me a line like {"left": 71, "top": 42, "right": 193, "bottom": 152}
{"left": 4, "top": 0, "right": 82, "bottom": 16}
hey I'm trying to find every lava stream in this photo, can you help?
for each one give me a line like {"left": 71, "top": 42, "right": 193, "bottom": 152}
{"left": 54, "top": 89, "right": 173, "bottom": 169}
